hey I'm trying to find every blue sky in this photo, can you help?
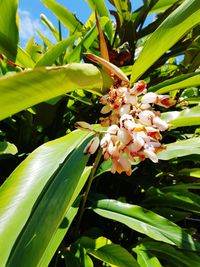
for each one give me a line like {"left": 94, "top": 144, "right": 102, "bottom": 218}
{"left": 18, "top": 0, "right": 144, "bottom": 46}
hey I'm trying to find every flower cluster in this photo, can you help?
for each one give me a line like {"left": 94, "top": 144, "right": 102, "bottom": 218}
{"left": 76, "top": 81, "right": 175, "bottom": 176}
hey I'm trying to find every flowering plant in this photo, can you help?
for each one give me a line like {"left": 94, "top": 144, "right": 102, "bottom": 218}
{"left": 76, "top": 54, "right": 176, "bottom": 176}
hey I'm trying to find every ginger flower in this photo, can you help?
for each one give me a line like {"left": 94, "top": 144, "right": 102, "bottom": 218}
{"left": 76, "top": 54, "right": 175, "bottom": 176}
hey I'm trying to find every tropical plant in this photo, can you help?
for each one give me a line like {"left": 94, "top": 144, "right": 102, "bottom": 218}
{"left": 0, "top": 0, "right": 200, "bottom": 266}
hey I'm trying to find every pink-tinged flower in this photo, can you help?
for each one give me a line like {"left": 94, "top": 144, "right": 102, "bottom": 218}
{"left": 118, "top": 128, "right": 132, "bottom": 145}
{"left": 138, "top": 110, "right": 155, "bottom": 126}
{"left": 84, "top": 136, "right": 100, "bottom": 154}
{"left": 119, "top": 104, "right": 131, "bottom": 116}
{"left": 75, "top": 121, "right": 93, "bottom": 131}
{"left": 101, "top": 105, "right": 112, "bottom": 114}
{"left": 107, "top": 125, "right": 119, "bottom": 135}
{"left": 130, "top": 80, "right": 147, "bottom": 95}
{"left": 141, "top": 92, "right": 157, "bottom": 104}
{"left": 153, "top": 116, "right": 169, "bottom": 131}
{"left": 120, "top": 114, "right": 135, "bottom": 131}
{"left": 143, "top": 147, "right": 158, "bottom": 163}
{"left": 111, "top": 156, "right": 132, "bottom": 176}
{"left": 156, "top": 95, "right": 176, "bottom": 108}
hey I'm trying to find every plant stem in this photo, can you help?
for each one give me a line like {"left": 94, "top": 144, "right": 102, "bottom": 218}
{"left": 74, "top": 148, "right": 102, "bottom": 237}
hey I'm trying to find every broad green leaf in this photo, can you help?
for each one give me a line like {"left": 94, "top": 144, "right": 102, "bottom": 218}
{"left": 138, "top": 241, "right": 200, "bottom": 267}
{"left": 93, "top": 199, "right": 200, "bottom": 250}
{"left": 178, "top": 168, "right": 200, "bottom": 178}
{"left": 41, "top": 0, "right": 83, "bottom": 33}
{"left": 88, "top": 244, "right": 139, "bottom": 267}
{"left": 0, "top": 63, "right": 110, "bottom": 121}
{"left": 0, "top": 130, "right": 91, "bottom": 266}
{"left": 0, "top": 141, "right": 17, "bottom": 155}
{"left": 162, "top": 183, "right": 200, "bottom": 191}
{"left": 0, "top": 0, "right": 19, "bottom": 60}
{"left": 78, "top": 236, "right": 112, "bottom": 250}
{"left": 67, "top": 17, "right": 109, "bottom": 63}
{"left": 133, "top": 246, "right": 162, "bottom": 267}
{"left": 130, "top": 0, "right": 200, "bottom": 83}
{"left": 85, "top": 0, "right": 113, "bottom": 41}
{"left": 152, "top": 207, "right": 191, "bottom": 222}
{"left": 158, "top": 137, "right": 200, "bottom": 160}
{"left": 39, "top": 167, "right": 92, "bottom": 267}
{"left": 36, "top": 33, "right": 80, "bottom": 67}
{"left": 151, "top": 0, "right": 184, "bottom": 13}
{"left": 161, "top": 106, "right": 200, "bottom": 128}
{"left": 149, "top": 73, "right": 200, "bottom": 94}
{"left": 15, "top": 46, "right": 35, "bottom": 68}
{"left": 143, "top": 187, "right": 200, "bottom": 213}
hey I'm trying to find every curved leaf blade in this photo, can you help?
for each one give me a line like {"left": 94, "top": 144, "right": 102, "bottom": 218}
{"left": 0, "top": 63, "right": 105, "bottom": 121}
{"left": 0, "top": 0, "right": 19, "bottom": 60}
{"left": 162, "top": 106, "right": 200, "bottom": 128}
{"left": 130, "top": 0, "right": 200, "bottom": 83}
{"left": 93, "top": 199, "right": 200, "bottom": 250}
{"left": 158, "top": 137, "right": 200, "bottom": 160}
{"left": 149, "top": 73, "right": 200, "bottom": 94}
{"left": 0, "top": 130, "right": 91, "bottom": 266}
{"left": 36, "top": 33, "right": 81, "bottom": 67}
{"left": 41, "top": 0, "right": 83, "bottom": 33}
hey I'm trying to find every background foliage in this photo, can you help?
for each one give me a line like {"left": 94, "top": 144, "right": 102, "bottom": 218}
{"left": 0, "top": 0, "right": 200, "bottom": 266}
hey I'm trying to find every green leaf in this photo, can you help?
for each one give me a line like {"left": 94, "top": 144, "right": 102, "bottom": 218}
{"left": 36, "top": 33, "right": 80, "bottom": 67}
{"left": 88, "top": 244, "right": 139, "bottom": 267}
{"left": 130, "top": 0, "right": 200, "bottom": 83}
{"left": 143, "top": 187, "right": 200, "bottom": 213}
{"left": 41, "top": 0, "right": 83, "bottom": 33}
{"left": 177, "top": 168, "right": 200, "bottom": 178}
{"left": 161, "top": 106, "right": 200, "bottom": 128}
{"left": 0, "top": 0, "right": 19, "bottom": 60}
{"left": 133, "top": 246, "right": 162, "bottom": 267}
{"left": 0, "top": 141, "right": 18, "bottom": 155}
{"left": 39, "top": 167, "right": 92, "bottom": 266}
{"left": 151, "top": 0, "right": 184, "bottom": 13}
{"left": 149, "top": 73, "right": 200, "bottom": 94}
{"left": 0, "top": 130, "right": 91, "bottom": 266}
{"left": 67, "top": 17, "right": 109, "bottom": 63}
{"left": 15, "top": 47, "right": 35, "bottom": 68}
{"left": 40, "top": 13, "right": 59, "bottom": 41}
{"left": 0, "top": 63, "right": 108, "bottom": 121}
{"left": 158, "top": 137, "right": 200, "bottom": 160}
{"left": 85, "top": 0, "right": 113, "bottom": 41}
{"left": 137, "top": 241, "right": 200, "bottom": 267}
{"left": 93, "top": 199, "right": 200, "bottom": 250}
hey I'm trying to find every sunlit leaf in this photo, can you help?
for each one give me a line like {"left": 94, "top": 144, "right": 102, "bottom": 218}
{"left": 0, "top": 141, "right": 18, "bottom": 155}
{"left": 0, "top": 0, "right": 19, "bottom": 60}
{"left": 149, "top": 73, "right": 200, "bottom": 94}
{"left": 0, "top": 63, "right": 109, "bottom": 121}
{"left": 93, "top": 199, "right": 200, "bottom": 250}
{"left": 130, "top": 0, "right": 200, "bottom": 82}
{"left": 161, "top": 106, "right": 200, "bottom": 128}
{"left": 0, "top": 130, "right": 91, "bottom": 266}
{"left": 41, "top": 0, "right": 83, "bottom": 33}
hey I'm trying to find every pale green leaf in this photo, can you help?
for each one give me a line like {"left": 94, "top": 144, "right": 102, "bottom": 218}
{"left": 36, "top": 33, "right": 81, "bottom": 67}
{"left": 0, "top": 0, "right": 18, "bottom": 60}
{"left": 0, "top": 63, "right": 108, "bottom": 121}
{"left": 133, "top": 246, "right": 162, "bottom": 267}
{"left": 0, "top": 141, "right": 18, "bottom": 155}
{"left": 85, "top": 0, "right": 113, "bottom": 41}
{"left": 158, "top": 137, "right": 200, "bottom": 160}
{"left": 93, "top": 199, "right": 200, "bottom": 250}
{"left": 0, "top": 130, "right": 91, "bottom": 266}
{"left": 149, "top": 73, "right": 200, "bottom": 94}
{"left": 130, "top": 0, "right": 200, "bottom": 83}
{"left": 41, "top": 0, "right": 83, "bottom": 33}
{"left": 161, "top": 106, "right": 200, "bottom": 128}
